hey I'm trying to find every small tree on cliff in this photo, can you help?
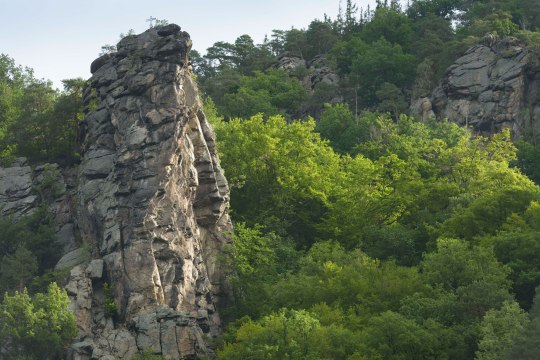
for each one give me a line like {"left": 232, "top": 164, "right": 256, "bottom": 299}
{"left": 0, "top": 283, "right": 77, "bottom": 360}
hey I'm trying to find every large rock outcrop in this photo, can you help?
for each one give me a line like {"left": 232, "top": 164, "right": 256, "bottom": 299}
{"left": 413, "top": 35, "right": 540, "bottom": 138}
{"left": 65, "top": 24, "right": 231, "bottom": 359}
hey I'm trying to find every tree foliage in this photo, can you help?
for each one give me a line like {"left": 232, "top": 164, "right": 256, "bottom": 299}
{"left": 212, "top": 113, "right": 340, "bottom": 247}
{"left": 0, "top": 283, "right": 77, "bottom": 360}
{"left": 0, "top": 55, "right": 84, "bottom": 164}
{"left": 209, "top": 108, "right": 540, "bottom": 359}
{"left": 476, "top": 301, "right": 529, "bottom": 360}
{"left": 221, "top": 69, "right": 307, "bottom": 119}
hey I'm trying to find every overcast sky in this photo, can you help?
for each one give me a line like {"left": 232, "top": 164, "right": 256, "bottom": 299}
{"left": 0, "top": 0, "right": 381, "bottom": 89}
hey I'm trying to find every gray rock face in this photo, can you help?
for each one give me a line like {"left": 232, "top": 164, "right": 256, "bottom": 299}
{"left": 410, "top": 97, "right": 436, "bottom": 122}
{"left": 0, "top": 160, "right": 77, "bottom": 253}
{"left": 0, "top": 158, "right": 37, "bottom": 218}
{"left": 416, "top": 36, "right": 540, "bottom": 137}
{"left": 56, "top": 248, "right": 90, "bottom": 270}
{"left": 308, "top": 55, "right": 341, "bottom": 89}
{"left": 68, "top": 24, "right": 232, "bottom": 359}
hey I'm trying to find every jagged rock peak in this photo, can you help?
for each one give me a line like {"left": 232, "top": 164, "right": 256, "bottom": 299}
{"left": 90, "top": 24, "right": 191, "bottom": 74}
{"left": 69, "top": 24, "right": 232, "bottom": 359}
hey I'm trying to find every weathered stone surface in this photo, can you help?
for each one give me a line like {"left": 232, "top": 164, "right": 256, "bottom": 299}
{"left": 0, "top": 159, "right": 36, "bottom": 218}
{"left": 308, "top": 55, "right": 341, "bottom": 89}
{"left": 86, "top": 259, "right": 104, "bottom": 279}
{"left": 0, "top": 160, "right": 78, "bottom": 261}
{"left": 66, "top": 265, "right": 93, "bottom": 337}
{"left": 57, "top": 223, "right": 77, "bottom": 253}
{"left": 275, "top": 51, "right": 306, "bottom": 71}
{"left": 91, "top": 53, "right": 115, "bottom": 74}
{"left": 56, "top": 248, "right": 89, "bottom": 270}
{"left": 414, "top": 36, "right": 540, "bottom": 138}
{"left": 410, "top": 97, "right": 436, "bottom": 122}
{"left": 134, "top": 311, "right": 161, "bottom": 353}
{"left": 66, "top": 24, "right": 232, "bottom": 359}
{"left": 0, "top": 23, "right": 230, "bottom": 360}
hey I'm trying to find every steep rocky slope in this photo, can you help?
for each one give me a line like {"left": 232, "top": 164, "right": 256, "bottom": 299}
{"left": 0, "top": 24, "right": 232, "bottom": 360}
{"left": 412, "top": 35, "right": 540, "bottom": 139}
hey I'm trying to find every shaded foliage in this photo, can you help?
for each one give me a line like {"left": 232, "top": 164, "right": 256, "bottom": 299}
{"left": 0, "top": 283, "right": 77, "bottom": 360}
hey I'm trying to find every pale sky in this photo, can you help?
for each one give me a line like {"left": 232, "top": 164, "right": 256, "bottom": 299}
{"left": 0, "top": 0, "right": 380, "bottom": 89}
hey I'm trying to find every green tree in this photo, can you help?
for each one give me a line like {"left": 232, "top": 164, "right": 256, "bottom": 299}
{"left": 360, "top": 311, "right": 456, "bottom": 360}
{"left": 489, "top": 202, "right": 540, "bottom": 308}
{"left": 200, "top": 68, "right": 242, "bottom": 107}
{"left": 422, "top": 239, "right": 510, "bottom": 294}
{"left": 361, "top": 6, "right": 414, "bottom": 48}
{"left": 336, "top": 0, "right": 361, "bottom": 37}
{"left": 212, "top": 114, "right": 340, "bottom": 247}
{"left": 0, "top": 283, "right": 77, "bottom": 360}
{"left": 440, "top": 185, "right": 540, "bottom": 241}
{"left": 420, "top": 238, "right": 512, "bottom": 329}
{"left": 203, "top": 35, "right": 275, "bottom": 76}
{"left": 269, "top": 29, "right": 287, "bottom": 55}
{"left": 204, "top": 41, "right": 238, "bottom": 69}
{"left": 462, "top": 11, "right": 519, "bottom": 38}
{"left": 270, "top": 242, "right": 424, "bottom": 317}
{"left": 221, "top": 68, "right": 307, "bottom": 119}
{"left": 0, "top": 207, "right": 60, "bottom": 273}
{"left": 1, "top": 76, "right": 84, "bottom": 164}
{"left": 398, "top": 238, "right": 514, "bottom": 358}
{"left": 218, "top": 309, "right": 359, "bottom": 360}
{"left": 304, "top": 20, "right": 340, "bottom": 60}
{"left": 0, "top": 246, "right": 38, "bottom": 293}
{"left": 0, "top": 54, "right": 33, "bottom": 150}
{"left": 515, "top": 140, "right": 540, "bottom": 184}
{"left": 316, "top": 103, "right": 370, "bottom": 154}
{"left": 333, "top": 37, "right": 415, "bottom": 107}
{"left": 506, "top": 287, "right": 540, "bottom": 358}
{"left": 407, "top": 0, "right": 463, "bottom": 20}
{"left": 476, "top": 301, "right": 529, "bottom": 360}
{"left": 283, "top": 28, "right": 308, "bottom": 57}
{"left": 375, "top": 82, "right": 408, "bottom": 117}
{"left": 225, "top": 223, "right": 298, "bottom": 320}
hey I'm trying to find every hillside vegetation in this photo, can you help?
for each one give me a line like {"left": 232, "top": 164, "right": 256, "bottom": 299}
{"left": 1, "top": 0, "right": 540, "bottom": 359}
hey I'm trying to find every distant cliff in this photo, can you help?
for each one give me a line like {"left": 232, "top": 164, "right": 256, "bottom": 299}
{"left": 0, "top": 24, "right": 232, "bottom": 360}
{"left": 412, "top": 35, "right": 540, "bottom": 140}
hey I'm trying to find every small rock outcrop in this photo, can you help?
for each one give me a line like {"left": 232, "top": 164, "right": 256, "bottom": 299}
{"left": 0, "top": 158, "right": 38, "bottom": 219}
{"left": 414, "top": 36, "right": 540, "bottom": 138}
{"left": 65, "top": 24, "right": 231, "bottom": 359}
{"left": 275, "top": 52, "right": 343, "bottom": 107}
{"left": 410, "top": 97, "right": 436, "bottom": 122}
